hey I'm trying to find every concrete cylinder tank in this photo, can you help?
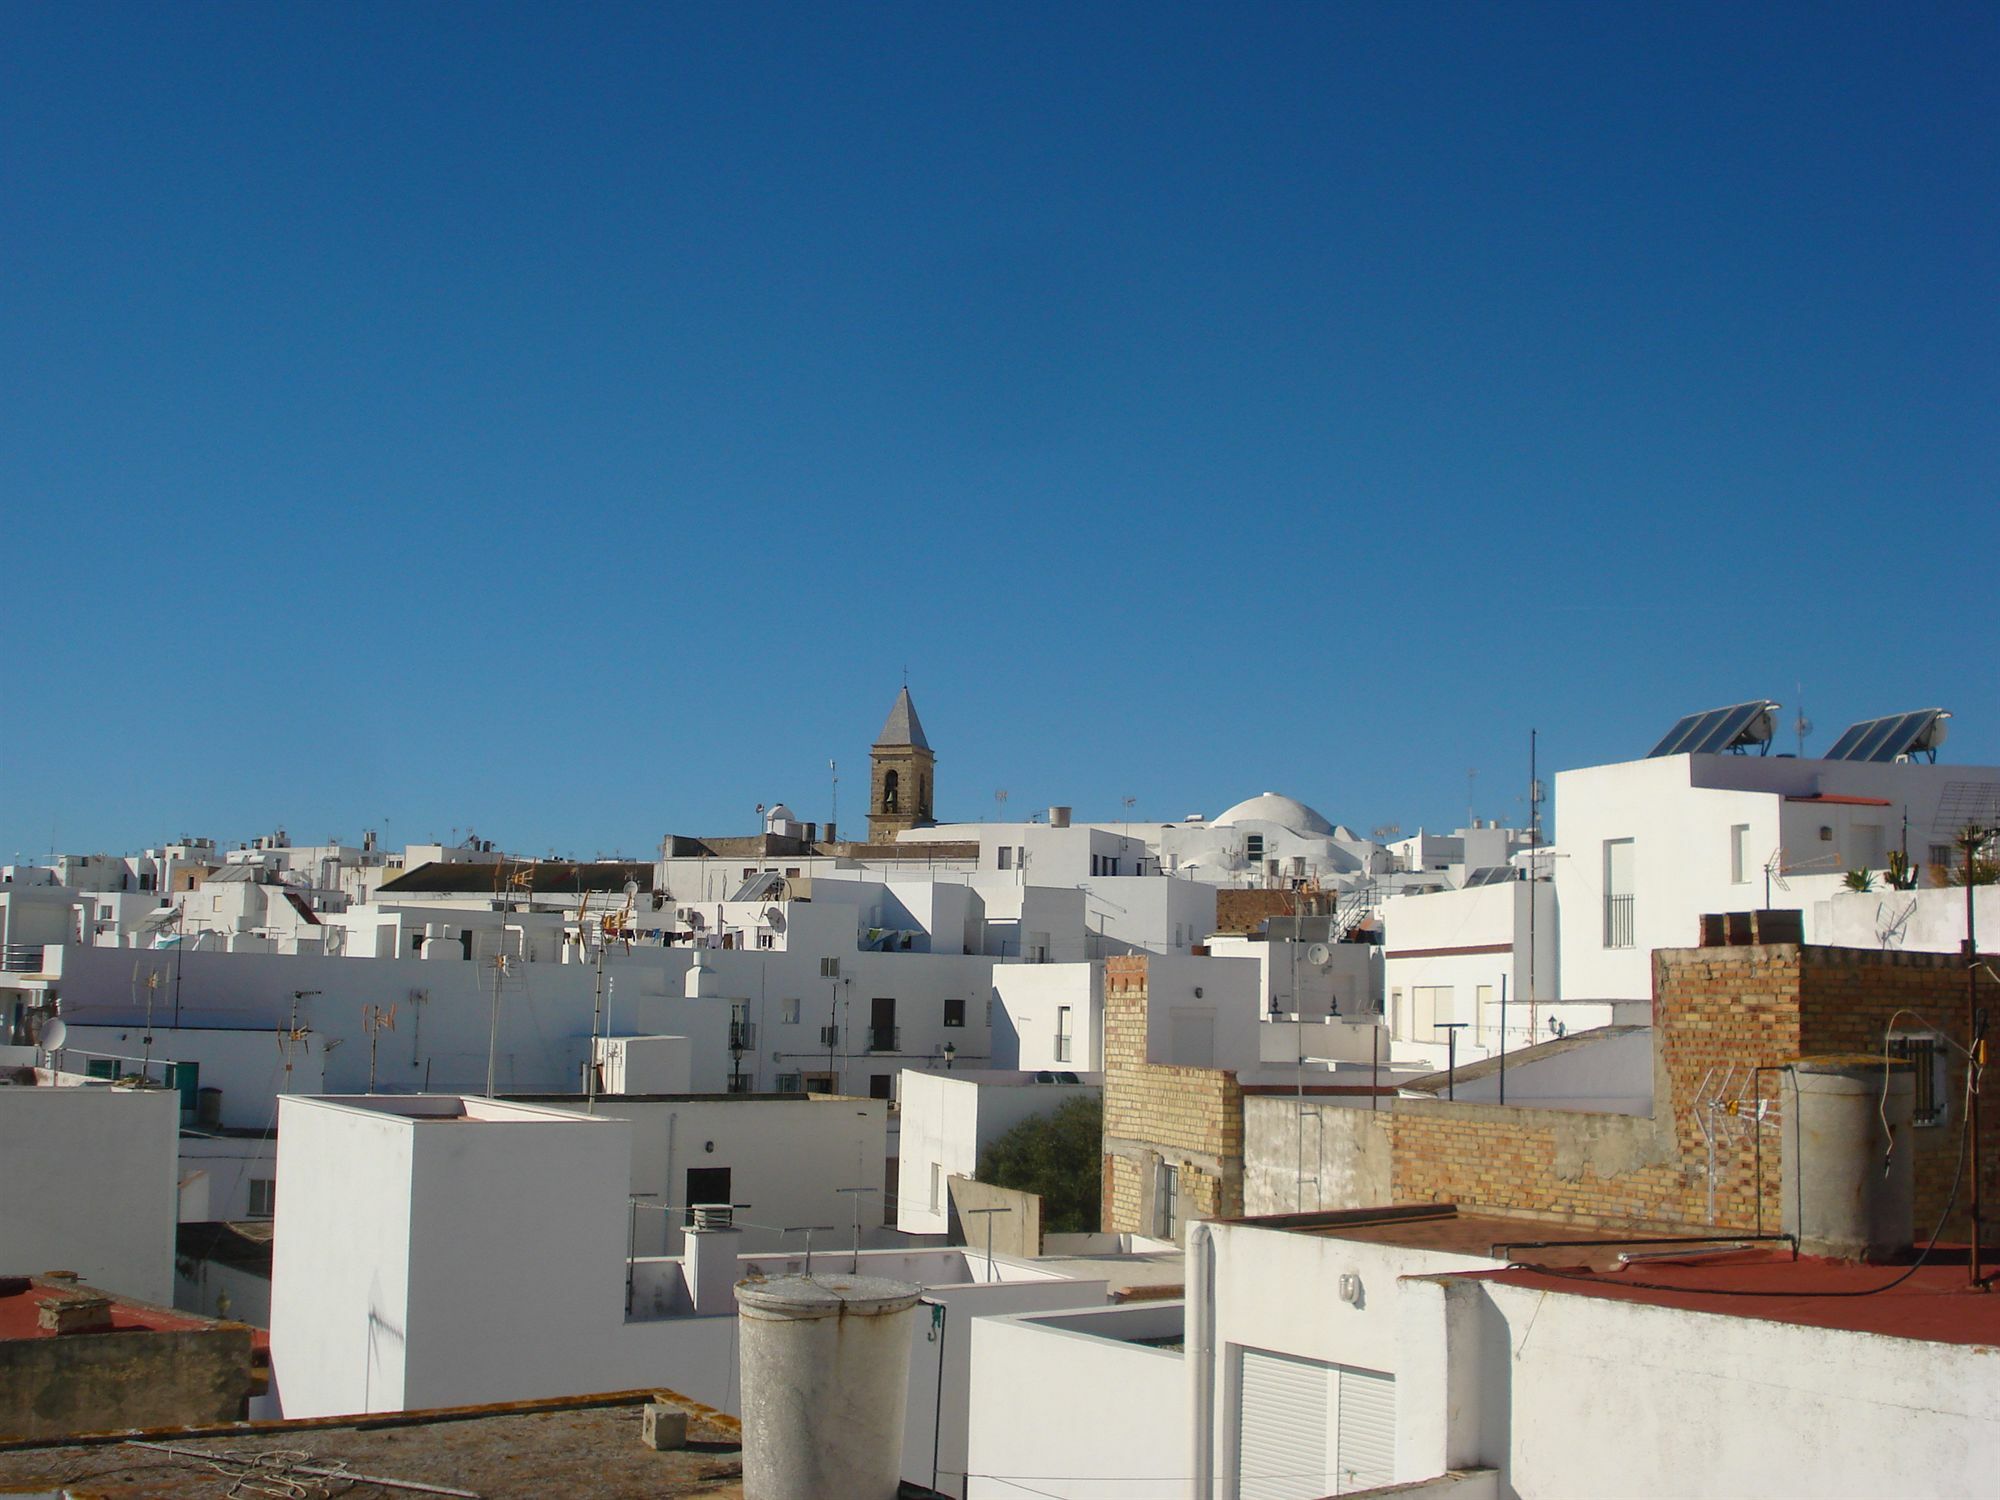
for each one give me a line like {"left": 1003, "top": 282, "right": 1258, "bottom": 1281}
{"left": 735, "top": 1272, "right": 921, "bottom": 1500}
{"left": 1780, "top": 1055, "right": 1914, "bottom": 1261}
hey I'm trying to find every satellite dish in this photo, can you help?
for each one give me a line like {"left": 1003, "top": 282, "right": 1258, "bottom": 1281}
{"left": 764, "top": 908, "right": 786, "bottom": 932}
{"left": 1306, "top": 943, "right": 1333, "bottom": 968}
{"left": 41, "top": 1019, "right": 67, "bottom": 1052}
{"left": 623, "top": 880, "right": 640, "bottom": 900}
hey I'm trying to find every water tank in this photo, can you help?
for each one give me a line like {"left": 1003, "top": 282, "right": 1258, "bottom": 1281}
{"left": 1780, "top": 1056, "right": 1914, "bottom": 1261}
{"left": 1049, "top": 806, "right": 1071, "bottom": 828}
{"left": 735, "top": 1273, "right": 920, "bottom": 1499}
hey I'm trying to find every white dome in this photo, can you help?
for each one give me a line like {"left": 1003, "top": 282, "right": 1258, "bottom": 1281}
{"left": 1210, "top": 792, "right": 1335, "bottom": 837}
{"left": 765, "top": 803, "right": 796, "bottom": 824}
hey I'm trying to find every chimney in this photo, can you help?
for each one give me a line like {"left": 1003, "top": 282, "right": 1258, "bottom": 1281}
{"left": 683, "top": 1209, "right": 743, "bottom": 1315}
{"left": 37, "top": 1287, "right": 113, "bottom": 1335}
{"left": 1781, "top": 1056, "right": 1914, "bottom": 1261}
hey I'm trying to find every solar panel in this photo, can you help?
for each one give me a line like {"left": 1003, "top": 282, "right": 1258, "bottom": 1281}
{"left": 1647, "top": 701, "right": 1778, "bottom": 758}
{"left": 1824, "top": 709, "right": 1950, "bottom": 763}
{"left": 1462, "top": 866, "right": 1515, "bottom": 887}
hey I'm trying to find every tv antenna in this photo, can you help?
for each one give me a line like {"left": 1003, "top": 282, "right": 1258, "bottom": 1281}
{"left": 1794, "top": 683, "right": 1812, "bottom": 756}
{"left": 994, "top": 789, "right": 1009, "bottom": 820}
{"left": 1763, "top": 847, "right": 1844, "bottom": 905}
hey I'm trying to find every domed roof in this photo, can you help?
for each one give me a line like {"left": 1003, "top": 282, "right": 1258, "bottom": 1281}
{"left": 1210, "top": 792, "right": 1335, "bottom": 836}
{"left": 766, "top": 803, "right": 796, "bottom": 824}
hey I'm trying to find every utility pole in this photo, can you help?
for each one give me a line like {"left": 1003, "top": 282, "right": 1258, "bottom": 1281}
{"left": 1960, "top": 822, "right": 1991, "bottom": 1289}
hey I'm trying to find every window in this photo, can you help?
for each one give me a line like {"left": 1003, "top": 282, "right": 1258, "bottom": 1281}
{"left": 1410, "top": 986, "right": 1454, "bottom": 1040}
{"left": 781, "top": 997, "right": 800, "bottom": 1025}
{"left": 985, "top": 999, "right": 994, "bottom": 1027}
{"left": 212, "top": 895, "right": 223, "bottom": 911}
{"left": 944, "top": 998, "right": 965, "bottom": 1028}
{"left": 1603, "top": 838, "right": 1635, "bottom": 949}
{"left": 757, "top": 932, "right": 776, "bottom": 949}
{"left": 930, "top": 1162, "right": 942, "bottom": 1212}
{"left": 1245, "top": 835, "right": 1264, "bottom": 861}
{"left": 784, "top": 867, "right": 800, "bottom": 878}
{"left": 1889, "top": 1032, "right": 1949, "bottom": 1127}
{"left": 1055, "top": 1005, "right": 1073, "bottom": 1063}
{"left": 1730, "top": 824, "right": 1750, "bottom": 885}
{"left": 870, "top": 1074, "right": 892, "bottom": 1100}
{"left": 997, "top": 847, "right": 1013, "bottom": 870}
{"left": 1930, "top": 844, "right": 1956, "bottom": 876}
{"left": 98, "top": 904, "right": 112, "bottom": 921}
{"left": 248, "top": 1178, "right": 276, "bottom": 1218}
{"left": 776, "top": 1072, "right": 804, "bottom": 1094}
{"left": 1153, "top": 1162, "right": 1179, "bottom": 1240}
{"left": 882, "top": 769, "right": 900, "bottom": 813}
{"left": 725, "top": 1073, "right": 750, "bottom": 1094}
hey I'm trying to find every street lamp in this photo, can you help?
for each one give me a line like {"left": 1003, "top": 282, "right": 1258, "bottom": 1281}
{"left": 943, "top": 1042, "right": 956, "bottom": 1070}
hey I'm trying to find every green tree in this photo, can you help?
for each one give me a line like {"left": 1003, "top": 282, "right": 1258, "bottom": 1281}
{"left": 976, "top": 1096, "right": 1102, "bottom": 1234}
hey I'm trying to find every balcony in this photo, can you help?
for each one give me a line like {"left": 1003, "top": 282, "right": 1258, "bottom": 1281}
{"left": 868, "top": 1025, "right": 901, "bottom": 1053}
{"left": 1603, "top": 894, "right": 1635, "bottom": 949}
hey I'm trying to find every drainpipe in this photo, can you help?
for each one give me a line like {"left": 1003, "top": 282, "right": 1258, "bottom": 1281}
{"left": 1189, "top": 1221, "right": 1217, "bottom": 1500}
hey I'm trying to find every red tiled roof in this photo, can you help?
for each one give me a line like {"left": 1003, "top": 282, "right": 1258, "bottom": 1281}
{"left": 0, "top": 1276, "right": 213, "bottom": 1343}
{"left": 1783, "top": 793, "right": 1894, "bottom": 806}
{"left": 1479, "top": 1247, "right": 2000, "bottom": 1347}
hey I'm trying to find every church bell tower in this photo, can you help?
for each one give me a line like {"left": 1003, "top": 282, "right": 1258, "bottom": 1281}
{"left": 868, "top": 686, "right": 935, "bottom": 843}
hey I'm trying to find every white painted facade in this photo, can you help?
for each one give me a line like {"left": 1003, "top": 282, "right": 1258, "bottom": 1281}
{"left": 268, "top": 1094, "right": 739, "bottom": 1419}
{"left": 1379, "top": 877, "right": 1565, "bottom": 1066}
{"left": 1395, "top": 1273, "right": 2000, "bottom": 1498}
{"left": 502, "top": 1091, "right": 889, "bottom": 1257}
{"left": 0, "top": 1070, "right": 179, "bottom": 1303}
{"left": 1552, "top": 750, "right": 2000, "bottom": 1002}
{"left": 895, "top": 1070, "right": 1100, "bottom": 1235}
{"left": 967, "top": 1301, "right": 1187, "bottom": 1500}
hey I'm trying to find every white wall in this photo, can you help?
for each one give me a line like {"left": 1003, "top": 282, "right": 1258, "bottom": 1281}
{"left": 522, "top": 1093, "right": 887, "bottom": 1256}
{"left": 0, "top": 1080, "right": 178, "bottom": 1303}
{"left": 1382, "top": 879, "right": 1555, "bottom": 1061}
{"left": 896, "top": 1072, "right": 1099, "bottom": 1235}
{"left": 270, "top": 1094, "right": 743, "bottom": 1420}
{"left": 967, "top": 1303, "right": 1188, "bottom": 1500}
{"left": 991, "top": 962, "right": 1100, "bottom": 1071}
{"left": 1401, "top": 1275, "right": 2000, "bottom": 1497}
{"left": 60, "top": 1023, "right": 327, "bottom": 1129}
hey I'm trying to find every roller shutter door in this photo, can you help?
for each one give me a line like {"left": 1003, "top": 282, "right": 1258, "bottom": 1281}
{"left": 1334, "top": 1365, "right": 1395, "bottom": 1492}
{"left": 1234, "top": 1348, "right": 1395, "bottom": 1499}
{"left": 1236, "top": 1348, "right": 1328, "bottom": 1500}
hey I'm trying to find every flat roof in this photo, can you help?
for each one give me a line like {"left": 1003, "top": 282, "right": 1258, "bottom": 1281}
{"left": 0, "top": 1276, "right": 214, "bottom": 1343}
{"left": 1479, "top": 1247, "right": 2000, "bottom": 1347}
{"left": 0, "top": 1390, "right": 744, "bottom": 1498}
{"left": 1216, "top": 1205, "right": 1705, "bottom": 1270}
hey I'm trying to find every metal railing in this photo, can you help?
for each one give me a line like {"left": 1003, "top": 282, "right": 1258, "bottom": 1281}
{"left": 868, "top": 1025, "right": 900, "bottom": 1053}
{"left": 1603, "top": 894, "right": 1635, "bottom": 949}
{"left": 2, "top": 942, "right": 45, "bottom": 972}
{"left": 728, "top": 1021, "right": 757, "bottom": 1049}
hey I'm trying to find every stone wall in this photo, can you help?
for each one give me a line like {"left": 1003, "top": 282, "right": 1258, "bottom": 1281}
{"left": 1100, "top": 956, "right": 1243, "bottom": 1236}
{"left": 0, "top": 1279, "right": 255, "bottom": 1440}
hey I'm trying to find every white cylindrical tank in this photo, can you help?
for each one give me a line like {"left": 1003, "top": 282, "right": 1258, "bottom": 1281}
{"left": 1781, "top": 1055, "right": 1914, "bottom": 1261}
{"left": 735, "top": 1273, "right": 920, "bottom": 1500}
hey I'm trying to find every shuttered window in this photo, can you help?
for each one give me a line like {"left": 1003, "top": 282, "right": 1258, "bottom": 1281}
{"left": 1234, "top": 1347, "right": 1395, "bottom": 1498}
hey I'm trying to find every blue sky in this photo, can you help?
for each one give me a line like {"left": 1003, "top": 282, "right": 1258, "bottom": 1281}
{"left": 2, "top": 4, "right": 1994, "bottom": 860}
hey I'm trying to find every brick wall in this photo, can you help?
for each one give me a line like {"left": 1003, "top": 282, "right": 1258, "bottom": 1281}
{"left": 1213, "top": 888, "right": 1331, "bottom": 935}
{"left": 1264, "top": 943, "right": 2000, "bottom": 1238}
{"left": 1101, "top": 956, "right": 1244, "bottom": 1235}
